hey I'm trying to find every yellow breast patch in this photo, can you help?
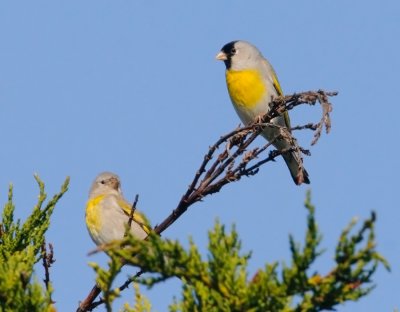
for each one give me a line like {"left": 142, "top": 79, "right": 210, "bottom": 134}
{"left": 85, "top": 195, "right": 105, "bottom": 233}
{"left": 226, "top": 69, "right": 266, "bottom": 109}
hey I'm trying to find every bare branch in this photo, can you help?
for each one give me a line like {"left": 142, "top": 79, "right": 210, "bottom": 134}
{"left": 77, "top": 89, "right": 337, "bottom": 312}
{"left": 88, "top": 270, "right": 144, "bottom": 310}
{"left": 41, "top": 241, "right": 55, "bottom": 303}
{"left": 126, "top": 194, "right": 139, "bottom": 235}
{"left": 76, "top": 285, "right": 102, "bottom": 312}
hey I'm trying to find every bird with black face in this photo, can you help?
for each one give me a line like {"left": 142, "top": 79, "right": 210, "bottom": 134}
{"left": 216, "top": 40, "right": 310, "bottom": 185}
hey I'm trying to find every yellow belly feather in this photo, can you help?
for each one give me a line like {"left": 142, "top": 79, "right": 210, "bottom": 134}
{"left": 226, "top": 69, "right": 266, "bottom": 109}
{"left": 85, "top": 195, "right": 105, "bottom": 234}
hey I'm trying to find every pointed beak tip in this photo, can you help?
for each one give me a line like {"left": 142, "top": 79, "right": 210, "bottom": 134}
{"left": 215, "top": 51, "right": 227, "bottom": 61}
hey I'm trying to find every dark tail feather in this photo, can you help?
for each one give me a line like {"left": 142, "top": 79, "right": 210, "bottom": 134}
{"left": 282, "top": 152, "right": 310, "bottom": 185}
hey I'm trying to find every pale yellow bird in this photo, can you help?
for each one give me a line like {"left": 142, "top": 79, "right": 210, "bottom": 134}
{"left": 85, "top": 172, "right": 150, "bottom": 246}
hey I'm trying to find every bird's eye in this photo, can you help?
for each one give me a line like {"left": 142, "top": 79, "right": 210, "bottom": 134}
{"left": 231, "top": 48, "right": 236, "bottom": 55}
{"left": 100, "top": 180, "right": 105, "bottom": 184}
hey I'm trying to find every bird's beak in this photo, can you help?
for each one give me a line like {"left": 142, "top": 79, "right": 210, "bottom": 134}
{"left": 109, "top": 177, "right": 120, "bottom": 190}
{"left": 215, "top": 51, "right": 227, "bottom": 61}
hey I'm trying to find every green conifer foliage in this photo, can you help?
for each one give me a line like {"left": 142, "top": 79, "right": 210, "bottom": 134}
{"left": 0, "top": 176, "right": 69, "bottom": 312}
{"left": 93, "top": 191, "right": 389, "bottom": 312}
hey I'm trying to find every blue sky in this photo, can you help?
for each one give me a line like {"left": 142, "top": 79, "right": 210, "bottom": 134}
{"left": 0, "top": 1, "right": 398, "bottom": 311}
